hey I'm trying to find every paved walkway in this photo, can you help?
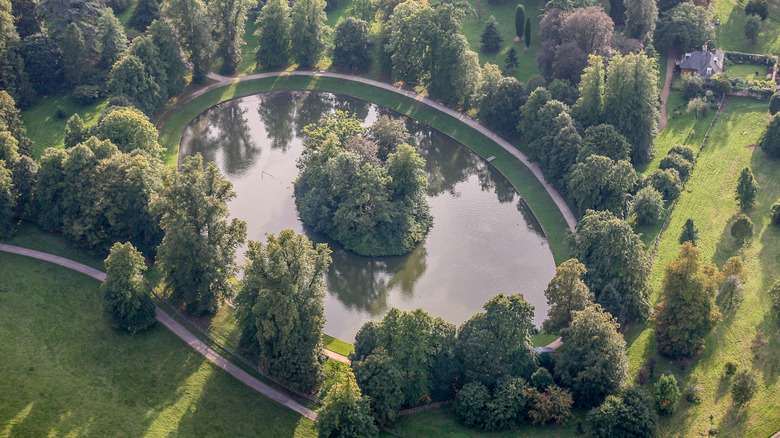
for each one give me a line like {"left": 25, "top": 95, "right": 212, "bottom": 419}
{"left": 0, "top": 243, "right": 318, "bottom": 421}
{"left": 156, "top": 71, "right": 577, "bottom": 233}
{"left": 659, "top": 46, "right": 677, "bottom": 133}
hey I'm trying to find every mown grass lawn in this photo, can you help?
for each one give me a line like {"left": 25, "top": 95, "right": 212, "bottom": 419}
{"left": 713, "top": 0, "right": 780, "bottom": 54}
{"left": 0, "top": 251, "right": 317, "bottom": 438}
{"left": 625, "top": 98, "right": 780, "bottom": 438}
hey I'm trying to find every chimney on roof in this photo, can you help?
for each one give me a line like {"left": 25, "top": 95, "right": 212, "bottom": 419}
{"left": 702, "top": 44, "right": 708, "bottom": 52}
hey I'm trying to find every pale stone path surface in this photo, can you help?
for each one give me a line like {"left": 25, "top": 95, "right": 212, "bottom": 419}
{"left": 157, "top": 70, "right": 577, "bottom": 233}
{"left": 0, "top": 243, "right": 318, "bottom": 421}
{"left": 659, "top": 46, "right": 677, "bottom": 133}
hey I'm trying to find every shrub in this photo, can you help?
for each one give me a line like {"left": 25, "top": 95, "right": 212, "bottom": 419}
{"left": 685, "top": 384, "right": 704, "bottom": 404}
{"left": 669, "top": 144, "right": 696, "bottom": 162}
{"left": 731, "top": 370, "right": 758, "bottom": 406}
{"left": 454, "top": 382, "right": 490, "bottom": 429}
{"left": 72, "top": 85, "right": 102, "bottom": 106}
{"left": 527, "top": 385, "right": 573, "bottom": 426}
{"left": 724, "top": 361, "right": 738, "bottom": 375}
{"left": 770, "top": 200, "right": 780, "bottom": 224}
{"left": 770, "top": 280, "right": 780, "bottom": 312}
{"left": 659, "top": 154, "right": 693, "bottom": 181}
{"left": 653, "top": 374, "right": 681, "bottom": 415}
{"left": 731, "top": 214, "right": 754, "bottom": 245}
{"left": 531, "top": 367, "right": 554, "bottom": 391}
{"left": 681, "top": 74, "right": 704, "bottom": 100}
{"left": 745, "top": 14, "right": 760, "bottom": 44}
{"left": 770, "top": 93, "right": 780, "bottom": 116}
{"left": 649, "top": 168, "right": 682, "bottom": 201}
{"left": 632, "top": 186, "right": 665, "bottom": 226}
{"left": 54, "top": 105, "right": 67, "bottom": 119}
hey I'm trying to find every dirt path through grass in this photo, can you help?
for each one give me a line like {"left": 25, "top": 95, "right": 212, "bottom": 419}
{"left": 0, "top": 243, "right": 318, "bottom": 421}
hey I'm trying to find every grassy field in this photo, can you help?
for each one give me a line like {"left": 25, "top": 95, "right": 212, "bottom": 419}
{"left": 624, "top": 98, "right": 780, "bottom": 437}
{"left": 726, "top": 63, "right": 770, "bottom": 78}
{"left": 713, "top": 0, "right": 780, "bottom": 53}
{"left": 0, "top": 251, "right": 317, "bottom": 437}
{"left": 157, "top": 74, "right": 572, "bottom": 264}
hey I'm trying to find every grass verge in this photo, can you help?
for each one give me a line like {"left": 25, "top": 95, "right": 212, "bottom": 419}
{"left": 0, "top": 251, "right": 317, "bottom": 437}
{"left": 625, "top": 98, "right": 780, "bottom": 438}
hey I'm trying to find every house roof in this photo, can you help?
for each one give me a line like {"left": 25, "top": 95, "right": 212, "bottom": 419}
{"left": 680, "top": 49, "right": 725, "bottom": 79}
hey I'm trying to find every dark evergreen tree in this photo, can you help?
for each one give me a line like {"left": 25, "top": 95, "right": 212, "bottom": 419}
{"left": 64, "top": 114, "right": 86, "bottom": 148}
{"left": 128, "top": 34, "right": 168, "bottom": 101}
{"left": 147, "top": 19, "right": 187, "bottom": 97}
{"left": 515, "top": 4, "right": 525, "bottom": 38}
{"left": 735, "top": 167, "right": 759, "bottom": 209}
{"left": 770, "top": 93, "right": 780, "bottom": 115}
{"left": 0, "top": 90, "right": 32, "bottom": 155}
{"left": 11, "top": 0, "right": 43, "bottom": 38}
{"left": 318, "top": 370, "right": 379, "bottom": 438}
{"left": 524, "top": 17, "right": 531, "bottom": 48}
{"left": 504, "top": 47, "right": 519, "bottom": 72}
{"left": 60, "top": 22, "right": 90, "bottom": 86}
{"left": 744, "top": 0, "right": 768, "bottom": 20}
{"left": 97, "top": 9, "right": 127, "bottom": 70}
{"left": 11, "top": 155, "right": 36, "bottom": 221}
{"left": 128, "top": 0, "right": 159, "bottom": 31}
{"left": 609, "top": 0, "right": 626, "bottom": 25}
{"left": 20, "top": 33, "right": 63, "bottom": 95}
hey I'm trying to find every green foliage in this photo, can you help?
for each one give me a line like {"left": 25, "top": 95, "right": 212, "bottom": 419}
{"left": 332, "top": 17, "right": 372, "bottom": 72}
{"left": 349, "top": 0, "right": 376, "bottom": 22}
{"left": 681, "top": 74, "right": 703, "bottom": 100}
{"left": 649, "top": 168, "right": 683, "bottom": 201}
{"left": 352, "top": 348, "right": 405, "bottom": 426}
{"left": 97, "top": 9, "right": 127, "bottom": 70}
{"left": 527, "top": 385, "right": 574, "bottom": 426}
{"left": 655, "top": 242, "right": 721, "bottom": 358}
{"left": 454, "top": 381, "right": 490, "bottom": 428}
{"left": 0, "top": 159, "right": 14, "bottom": 237}
{"left": 0, "top": 130, "right": 18, "bottom": 163}
{"left": 478, "top": 76, "right": 525, "bottom": 135}
{"left": 208, "top": 0, "right": 252, "bottom": 74}
{"left": 744, "top": 0, "right": 768, "bottom": 20}
{"left": 0, "top": 90, "right": 31, "bottom": 155}
{"left": 653, "top": 374, "right": 681, "bottom": 415}
{"left": 533, "top": 109, "right": 581, "bottom": 193}
{"left": 770, "top": 199, "right": 780, "bottom": 224}
{"left": 128, "top": 0, "right": 159, "bottom": 31}
{"left": 669, "top": 144, "right": 696, "bottom": 162}
{"left": 254, "top": 0, "right": 291, "bottom": 68}
{"left": 770, "top": 93, "right": 780, "bottom": 116}
{"left": 624, "top": 0, "right": 657, "bottom": 43}
{"left": 572, "top": 55, "right": 605, "bottom": 129}
{"left": 588, "top": 386, "right": 657, "bottom": 438}
{"left": 603, "top": 52, "right": 659, "bottom": 165}
{"left": 524, "top": 17, "right": 531, "bottom": 48}
{"left": 632, "top": 186, "right": 665, "bottom": 226}
{"left": 102, "top": 242, "right": 156, "bottom": 331}
{"left": 711, "top": 72, "right": 732, "bottom": 97}
{"left": 318, "top": 370, "right": 378, "bottom": 438}
{"left": 10, "top": 155, "right": 37, "bottom": 220}
{"left": 454, "top": 377, "right": 531, "bottom": 431}
{"left": 162, "top": 0, "right": 214, "bottom": 82}
{"left": 656, "top": 3, "right": 715, "bottom": 52}
{"left": 679, "top": 218, "right": 699, "bottom": 245}
{"left": 573, "top": 210, "right": 651, "bottom": 322}
{"left": 685, "top": 384, "right": 704, "bottom": 404}
{"left": 63, "top": 114, "right": 86, "bottom": 148}
{"left": 659, "top": 153, "right": 693, "bottom": 181}
{"left": 735, "top": 167, "right": 759, "bottom": 209}
{"left": 290, "top": 0, "right": 330, "bottom": 67}
{"left": 128, "top": 35, "right": 168, "bottom": 101}
{"left": 480, "top": 15, "right": 502, "bottom": 52}
{"left": 34, "top": 147, "right": 67, "bottom": 231}
{"left": 731, "top": 370, "right": 759, "bottom": 406}
{"left": 60, "top": 22, "right": 90, "bottom": 87}
{"left": 458, "top": 293, "right": 537, "bottom": 388}
{"left": 578, "top": 123, "right": 630, "bottom": 163}
{"left": 555, "top": 304, "right": 628, "bottom": 408}
{"left": 10, "top": 0, "right": 42, "bottom": 38}
{"left": 568, "top": 155, "right": 637, "bottom": 216}
{"left": 515, "top": 4, "right": 525, "bottom": 38}
{"left": 368, "top": 114, "right": 409, "bottom": 160}
{"left": 96, "top": 108, "right": 161, "bottom": 157}
{"left": 744, "top": 14, "right": 760, "bottom": 44}
{"left": 235, "top": 230, "right": 331, "bottom": 393}
{"left": 542, "top": 258, "right": 594, "bottom": 334}
{"left": 504, "top": 47, "right": 519, "bottom": 72}
{"left": 108, "top": 54, "right": 163, "bottom": 115}
{"left": 759, "top": 113, "right": 780, "bottom": 158}
{"left": 731, "top": 213, "right": 754, "bottom": 245}
{"left": 530, "top": 367, "right": 554, "bottom": 391}
{"left": 20, "top": 33, "right": 63, "bottom": 95}
{"left": 147, "top": 19, "right": 187, "bottom": 97}
{"left": 769, "top": 280, "right": 780, "bottom": 313}
{"left": 609, "top": 0, "right": 626, "bottom": 24}
{"left": 295, "top": 112, "right": 431, "bottom": 256}
{"left": 155, "top": 154, "right": 247, "bottom": 315}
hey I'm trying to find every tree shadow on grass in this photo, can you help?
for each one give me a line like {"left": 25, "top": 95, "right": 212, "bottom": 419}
{"left": 716, "top": 402, "right": 751, "bottom": 438}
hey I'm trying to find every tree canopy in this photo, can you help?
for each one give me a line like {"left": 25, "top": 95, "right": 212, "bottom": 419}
{"left": 102, "top": 242, "right": 157, "bottom": 331}
{"left": 542, "top": 258, "right": 594, "bottom": 334}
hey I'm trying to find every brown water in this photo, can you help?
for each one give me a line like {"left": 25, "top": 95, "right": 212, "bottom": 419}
{"left": 179, "top": 91, "right": 556, "bottom": 341}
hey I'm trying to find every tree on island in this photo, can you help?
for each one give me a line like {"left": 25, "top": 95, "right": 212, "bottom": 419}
{"left": 236, "top": 229, "right": 331, "bottom": 393}
{"left": 154, "top": 154, "right": 247, "bottom": 315}
{"left": 295, "top": 111, "right": 432, "bottom": 256}
{"left": 102, "top": 242, "right": 157, "bottom": 332}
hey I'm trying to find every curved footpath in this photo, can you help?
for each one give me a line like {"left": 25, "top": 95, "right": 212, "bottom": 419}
{"left": 0, "top": 243, "right": 318, "bottom": 422}
{"left": 157, "top": 71, "right": 577, "bottom": 233}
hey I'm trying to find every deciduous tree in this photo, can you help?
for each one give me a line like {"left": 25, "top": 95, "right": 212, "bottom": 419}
{"left": 554, "top": 304, "right": 628, "bottom": 408}
{"left": 654, "top": 242, "right": 721, "bottom": 358}
{"left": 11, "top": 155, "right": 36, "bottom": 220}
{"left": 656, "top": 3, "right": 715, "bottom": 52}
{"left": 625, "top": 0, "right": 657, "bottom": 44}
{"left": 108, "top": 55, "right": 163, "bottom": 114}
{"left": 208, "top": 0, "right": 252, "bottom": 74}
{"left": 163, "top": 0, "right": 214, "bottom": 83}
{"left": 318, "top": 370, "right": 378, "bottom": 438}
{"left": 333, "top": 17, "right": 372, "bottom": 71}
{"left": 154, "top": 154, "right": 247, "bottom": 315}
{"left": 731, "top": 214, "right": 754, "bottom": 245}
{"left": 568, "top": 155, "right": 637, "bottom": 216}
{"left": 0, "top": 160, "right": 14, "bottom": 237}
{"left": 290, "top": 0, "right": 330, "bottom": 67}
{"left": 632, "top": 186, "right": 665, "bottom": 225}
{"left": 147, "top": 19, "right": 187, "bottom": 97}
{"left": 735, "top": 167, "right": 759, "bottom": 209}
{"left": 572, "top": 55, "right": 605, "bottom": 128}
{"left": 102, "top": 242, "right": 156, "bottom": 331}
{"left": 96, "top": 108, "right": 161, "bottom": 157}
{"left": 542, "top": 258, "right": 594, "bottom": 334}
{"left": 236, "top": 229, "right": 331, "bottom": 393}
{"left": 60, "top": 22, "right": 90, "bottom": 86}
{"left": 588, "top": 386, "right": 657, "bottom": 438}
{"left": 254, "top": 0, "right": 291, "bottom": 68}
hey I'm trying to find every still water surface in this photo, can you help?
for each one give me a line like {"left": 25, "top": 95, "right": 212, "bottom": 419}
{"left": 179, "top": 91, "right": 556, "bottom": 341}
